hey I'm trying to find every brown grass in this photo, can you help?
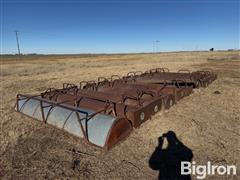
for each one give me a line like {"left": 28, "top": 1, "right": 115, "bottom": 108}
{"left": 0, "top": 51, "right": 239, "bottom": 179}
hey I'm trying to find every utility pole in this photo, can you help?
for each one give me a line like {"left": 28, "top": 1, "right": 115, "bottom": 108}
{"left": 156, "top": 40, "right": 159, "bottom": 53}
{"left": 153, "top": 41, "right": 155, "bottom": 53}
{"left": 14, "top": 30, "right": 21, "bottom": 55}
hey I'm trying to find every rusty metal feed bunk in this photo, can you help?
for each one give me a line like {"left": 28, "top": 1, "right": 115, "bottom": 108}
{"left": 15, "top": 68, "right": 217, "bottom": 149}
{"left": 124, "top": 68, "right": 217, "bottom": 88}
{"left": 41, "top": 84, "right": 164, "bottom": 128}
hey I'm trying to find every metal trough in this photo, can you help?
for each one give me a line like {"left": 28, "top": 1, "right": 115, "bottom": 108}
{"left": 14, "top": 67, "right": 217, "bottom": 150}
{"left": 81, "top": 76, "right": 190, "bottom": 104}
{"left": 41, "top": 84, "right": 166, "bottom": 128}
{"left": 15, "top": 94, "right": 132, "bottom": 149}
{"left": 124, "top": 68, "right": 217, "bottom": 88}
{"left": 110, "top": 77, "right": 192, "bottom": 102}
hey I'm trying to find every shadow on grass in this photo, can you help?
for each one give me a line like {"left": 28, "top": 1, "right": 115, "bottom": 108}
{"left": 149, "top": 131, "right": 193, "bottom": 180}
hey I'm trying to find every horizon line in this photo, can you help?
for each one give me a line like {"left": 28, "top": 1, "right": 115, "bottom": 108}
{"left": 1, "top": 49, "right": 239, "bottom": 56}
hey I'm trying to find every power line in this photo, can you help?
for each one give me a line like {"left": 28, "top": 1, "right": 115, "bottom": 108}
{"left": 14, "top": 30, "right": 21, "bottom": 55}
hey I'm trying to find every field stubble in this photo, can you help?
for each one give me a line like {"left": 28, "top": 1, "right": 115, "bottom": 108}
{"left": 0, "top": 51, "right": 239, "bottom": 179}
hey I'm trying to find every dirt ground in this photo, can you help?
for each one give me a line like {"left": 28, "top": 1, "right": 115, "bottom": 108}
{"left": 0, "top": 51, "right": 239, "bottom": 179}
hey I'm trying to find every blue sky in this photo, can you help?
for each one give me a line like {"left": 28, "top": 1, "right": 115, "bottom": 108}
{"left": 1, "top": 0, "right": 239, "bottom": 54}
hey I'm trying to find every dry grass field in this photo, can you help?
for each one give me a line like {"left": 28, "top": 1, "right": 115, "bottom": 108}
{"left": 0, "top": 51, "right": 239, "bottom": 179}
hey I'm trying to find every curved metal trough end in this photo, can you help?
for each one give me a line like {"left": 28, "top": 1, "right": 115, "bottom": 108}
{"left": 15, "top": 94, "right": 132, "bottom": 150}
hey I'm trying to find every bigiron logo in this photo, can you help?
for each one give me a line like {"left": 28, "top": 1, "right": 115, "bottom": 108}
{"left": 181, "top": 161, "right": 237, "bottom": 179}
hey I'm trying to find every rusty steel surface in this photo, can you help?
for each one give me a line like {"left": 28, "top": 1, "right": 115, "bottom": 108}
{"left": 14, "top": 67, "right": 217, "bottom": 150}
{"left": 123, "top": 68, "right": 217, "bottom": 88}
{"left": 89, "top": 77, "right": 192, "bottom": 102}
{"left": 41, "top": 84, "right": 165, "bottom": 128}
